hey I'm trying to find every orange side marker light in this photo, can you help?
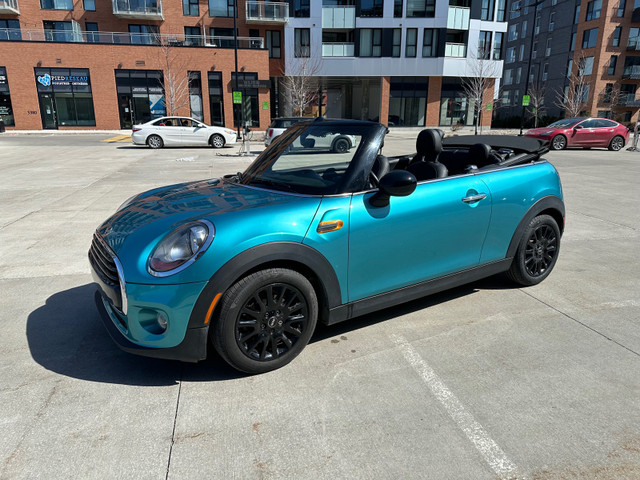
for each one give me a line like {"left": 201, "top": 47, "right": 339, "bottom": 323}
{"left": 204, "top": 292, "right": 222, "bottom": 325}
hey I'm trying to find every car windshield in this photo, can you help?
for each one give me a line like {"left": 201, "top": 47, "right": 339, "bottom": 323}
{"left": 237, "top": 123, "right": 375, "bottom": 195}
{"left": 548, "top": 118, "right": 585, "bottom": 128}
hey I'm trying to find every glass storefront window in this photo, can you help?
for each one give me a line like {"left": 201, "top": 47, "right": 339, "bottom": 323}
{"left": 439, "top": 77, "right": 474, "bottom": 127}
{"left": 189, "top": 71, "right": 204, "bottom": 122}
{"left": 208, "top": 72, "right": 224, "bottom": 126}
{"left": 232, "top": 72, "right": 259, "bottom": 127}
{"left": 0, "top": 67, "right": 14, "bottom": 126}
{"left": 114, "top": 69, "right": 165, "bottom": 128}
{"left": 388, "top": 77, "right": 428, "bottom": 127}
{"left": 34, "top": 67, "right": 95, "bottom": 128}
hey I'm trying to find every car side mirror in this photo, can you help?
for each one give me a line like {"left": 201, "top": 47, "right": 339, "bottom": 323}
{"left": 574, "top": 125, "right": 583, "bottom": 130}
{"left": 370, "top": 170, "right": 417, "bottom": 207}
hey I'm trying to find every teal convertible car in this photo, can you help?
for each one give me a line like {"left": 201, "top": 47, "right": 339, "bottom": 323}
{"left": 90, "top": 119, "right": 564, "bottom": 374}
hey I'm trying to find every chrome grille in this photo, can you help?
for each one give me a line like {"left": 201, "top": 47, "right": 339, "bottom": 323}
{"left": 89, "top": 234, "right": 118, "bottom": 285}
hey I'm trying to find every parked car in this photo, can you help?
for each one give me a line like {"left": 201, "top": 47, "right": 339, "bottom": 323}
{"left": 525, "top": 117, "right": 629, "bottom": 151}
{"left": 264, "top": 117, "right": 309, "bottom": 146}
{"left": 90, "top": 119, "right": 564, "bottom": 374}
{"left": 131, "top": 116, "right": 237, "bottom": 149}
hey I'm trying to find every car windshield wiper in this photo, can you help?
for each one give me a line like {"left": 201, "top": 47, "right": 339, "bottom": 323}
{"left": 247, "top": 178, "right": 293, "bottom": 192}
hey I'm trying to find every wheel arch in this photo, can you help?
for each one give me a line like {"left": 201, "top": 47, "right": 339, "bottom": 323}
{"left": 506, "top": 196, "right": 565, "bottom": 259}
{"left": 187, "top": 242, "right": 342, "bottom": 329}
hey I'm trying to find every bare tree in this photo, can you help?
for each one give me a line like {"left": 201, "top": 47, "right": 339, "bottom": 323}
{"left": 597, "top": 82, "right": 624, "bottom": 120}
{"left": 280, "top": 55, "right": 321, "bottom": 117}
{"left": 156, "top": 37, "right": 192, "bottom": 117}
{"left": 527, "top": 84, "right": 546, "bottom": 127}
{"left": 461, "top": 47, "right": 501, "bottom": 134}
{"left": 555, "top": 54, "right": 589, "bottom": 118}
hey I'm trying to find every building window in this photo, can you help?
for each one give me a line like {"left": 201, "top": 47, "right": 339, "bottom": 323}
{"left": 481, "top": 0, "right": 494, "bottom": 21}
{"left": 629, "top": 27, "right": 640, "bottom": 49}
{"left": 129, "top": 24, "right": 159, "bottom": 45}
{"left": 43, "top": 21, "right": 81, "bottom": 42}
{"left": 360, "top": 29, "right": 382, "bottom": 57}
{"left": 0, "top": 20, "right": 21, "bottom": 41}
{"left": 510, "top": 0, "right": 520, "bottom": 18}
{"left": 184, "top": 26, "right": 202, "bottom": 46}
{"left": 394, "top": 0, "right": 403, "bottom": 17}
{"left": 608, "top": 55, "right": 617, "bottom": 75}
{"left": 613, "top": 26, "right": 622, "bottom": 47}
{"left": 295, "top": 28, "right": 310, "bottom": 57}
{"left": 294, "top": 0, "right": 310, "bottom": 17}
{"left": 519, "top": 43, "right": 524, "bottom": 61}
{"left": 393, "top": 28, "right": 402, "bottom": 57}
{"left": 231, "top": 72, "right": 259, "bottom": 127}
{"left": 389, "top": 77, "right": 428, "bottom": 126}
{"left": 183, "top": 0, "right": 198, "bottom": 16}
{"left": 114, "top": 69, "right": 164, "bottom": 128}
{"left": 493, "top": 32, "right": 503, "bottom": 59}
{"left": 534, "top": 15, "right": 540, "bottom": 35}
{"left": 532, "top": 41, "right": 537, "bottom": 58}
{"left": 501, "top": 90, "right": 510, "bottom": 106}
{"left": 405, "top": 28, "right": 417, "bottom": 57}
{"left": 83, "top": 0, "right": 95, "bottom": 11}
{"left": 440, "top": 78, "right": 474, "bottom": 126}
{"left": 477, "top": 31, "right": 491, "bottom": 59}
{"left": 603, "top": 83, "right": 613, "bottom": 104}
{"left": 580, "top": 56, "right": 594, "bottom": 75}
{"left": 545, "top": 38, "right": 551, "bottom": 56}
{"left": 618, "top": 0, "right": 626, "bottom": 16}
{"left": 506, "top": 46, "right": 515, "bottom": 63}
{"left": 35, "top": 67, "right": 96, "bottom": 127}
{"left": 406, "top": 0, "right": 435, "bottom": 18}
{"left": 508, "top": 25, "right": 518, "bottom": 42}
{"left": 496, "top": 0, "right": 506, "bottom": 21}
{"left": 504, "top": 69, "right": 513, "bottom": 85}
{"left": 0, "top": 67, "right": 14, "bottom": 126}
{"left": 41, "top": 0, "right": 73, "bottom": 10}
{"left": 522, "top": 20, "right": 527, "bottom": 37}
{"left": 360, "top": 0, "right": 383, "bottom": 17}
{"left": 422, "top": 28, "right": 438, "bottom": 57}
{"left": 207, "top": 72, "right": 224, "bottom": 126}
{"left": 187, "top": 71, "right": 203, "bottom": 122}
{"left": 85, "top": 22, "right": 99, "bottom": 42}
{"left": 542, "top": 63, "right": 548, "bottom": 81}
{"left": 582, "top": 28, "right": 598, "bottom": 48}
{"left": 574, "top": 4, "right": 580, "bottom": 23}
{"left": 567, "top": 59, "right": 573, "bottom": 76}
{"left": 570, "top": 32, "right": 576, "bottom": 51}
{"left": 516, "top": 67, "right": 522, "bottom": 83}
{"left": 266, "top": 30, "right": 281, "bottom": 58}
{"left": 209, "top": 28, "right": 236, "bottom": 47}
{"left": 209, "top": 0, "right": 233, "bottom": 17}
{"left": 549, "top": 12, "right": 555, "bottom": 31}
{"left": 585, "top": 0, "right": 602, "bottom": 20}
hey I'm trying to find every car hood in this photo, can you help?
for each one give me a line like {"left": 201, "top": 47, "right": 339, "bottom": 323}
{"left": 526, "top": 128, "right": 557, "bottom": 135}
{"left": 96, "top": 178, "right": 319, "bottom": 257}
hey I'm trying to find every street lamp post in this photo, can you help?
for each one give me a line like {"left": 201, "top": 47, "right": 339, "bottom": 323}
{"left": 518, "top": 0, "right": 545, "bottom": 136}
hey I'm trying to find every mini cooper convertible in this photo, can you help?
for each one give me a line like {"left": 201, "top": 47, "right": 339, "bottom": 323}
{"left": 90, "top": 119, "right": 564, "bottom": 374}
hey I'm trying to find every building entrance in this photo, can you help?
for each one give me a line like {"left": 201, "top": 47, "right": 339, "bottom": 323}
{"left": 39, "top": 93, "right": 57, "bottom": 129}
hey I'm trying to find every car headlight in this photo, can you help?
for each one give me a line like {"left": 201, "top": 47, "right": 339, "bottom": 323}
{"left": 148, "top": 220, "right": 215, "bottom": 277}
{"left": 539, "top": 130, "right": 554, "bottom": 136}
{"left": 224, "top": 129, "right": 236, "bottom": 135}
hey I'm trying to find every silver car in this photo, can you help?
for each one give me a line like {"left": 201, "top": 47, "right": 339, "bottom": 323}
{"left": 264, "top": 117, "right": 308, "bottom": 146}
{"left": 132, "top": 116, "right": 237, "bottom": 149}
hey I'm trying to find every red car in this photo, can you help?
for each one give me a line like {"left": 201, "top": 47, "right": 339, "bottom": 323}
{"left": 525, "top": 117, "right": 629, "bottom": 151}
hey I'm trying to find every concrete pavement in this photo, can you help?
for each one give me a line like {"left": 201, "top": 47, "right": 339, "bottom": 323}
{"left": 0, "top": 133, "right": 639, "bottom": 479}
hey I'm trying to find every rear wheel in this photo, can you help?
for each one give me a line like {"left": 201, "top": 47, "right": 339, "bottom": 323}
{"left": 551, "top": 135, "right": 567, "bottom": 150}
{"left": 332, "top": 137, "right": 351, "bottom": 153}
{"left": 507, "top": 214, "right": 560, "bottom": 286}
{"left": 147, "top": 135, "right": 163, "bottom": 149}
{"left": 212, "top": 268, "right": 318, "bottom": 374}
{"left": 608, "top": 135, "right": 624, "bottom": 151}
{"left": 210, "top": 134, "right": 225, "bottom": 149}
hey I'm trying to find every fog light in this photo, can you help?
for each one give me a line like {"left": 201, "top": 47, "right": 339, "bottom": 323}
{"left": 156, "top": 312, "right": 168, "bottom": 332}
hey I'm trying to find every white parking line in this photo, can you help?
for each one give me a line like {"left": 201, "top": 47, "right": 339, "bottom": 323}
{"left": 390, "top": 334, "right": 522, "bottom": 480}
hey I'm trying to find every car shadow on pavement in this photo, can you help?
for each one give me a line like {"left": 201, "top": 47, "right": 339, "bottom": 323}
{"left": 27, "top": 284, "right": 244, "bottom": 385}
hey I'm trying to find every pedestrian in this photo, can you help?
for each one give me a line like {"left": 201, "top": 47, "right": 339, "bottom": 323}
{"left": 628, "top": 119, "right": 640, "bottom": 151}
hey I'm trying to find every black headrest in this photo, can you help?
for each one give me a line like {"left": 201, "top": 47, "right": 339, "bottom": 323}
{"left": 416, "top": 129, "right": 443, "bottom": 157}
{"left": 468, "top": 143, "right": 491, "bottom": 162}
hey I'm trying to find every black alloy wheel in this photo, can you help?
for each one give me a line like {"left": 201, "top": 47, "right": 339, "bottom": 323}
{"left": 213, "top": 268, "right": 318, "bottom": 374}
{"left": 332, "top": 137, "right": 350, "bottom": 153}
{"left": 507, "top": 214, "right": 560, "bottom": 286}
{"left": 551, "top": 135, "right": 567, "bottom": 150}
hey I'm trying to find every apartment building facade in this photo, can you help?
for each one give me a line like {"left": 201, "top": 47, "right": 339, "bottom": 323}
{"left": 496, "top": 0, "right": 640, "bottom": 125}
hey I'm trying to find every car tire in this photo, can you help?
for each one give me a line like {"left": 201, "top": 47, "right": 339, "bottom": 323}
{"left": 608, "top": 135, "right": 624, "bottom": 151}
{"left": 210, "top": 134, "right": 225, "bottom": 149}
{"left": 550, "top": 135, "right": 567, "bottom": 150}
{"left": 507, "top": 214, "right": 561, "bottom": 286}
{"left": 331, "top": 137, "right": 351, "bottom": 153}
{"left": 147, "top": 135, "right": 164, "bottom": 149}
{"left": 212, "top": 268, "right": 318, "bottom": 374}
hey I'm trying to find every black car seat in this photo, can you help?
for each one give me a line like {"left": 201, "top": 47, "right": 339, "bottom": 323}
{"left": 467, "top": 143, "right": 502, "bottom": 168}
{"left": 370, "top": 154, "right": 390, "bottom": 186}
{"left": 407, "top": 129, "right": 448, "bottom": 181}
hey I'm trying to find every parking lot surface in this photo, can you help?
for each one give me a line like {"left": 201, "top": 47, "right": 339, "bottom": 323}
{"left": 0, "top": 132, "right": 639, "bottom": 479}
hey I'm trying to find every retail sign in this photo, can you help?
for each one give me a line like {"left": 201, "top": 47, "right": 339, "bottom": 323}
{"left": 233, "top": 91, "right": 242, "bottom": 104}
{"left": 237, "top": 79, "right": 271, "bottom": 89}
{"left": 522, "top": 95, "right": 530, "bottom": 106}
{"left": 36, "top": 73, "right": 89, "bottom": 88}
{"left": 262, "top": 101, "right": 269, "bottom": 110}
{"left": 486, "top": 103, "right": 492, "bottom": 111}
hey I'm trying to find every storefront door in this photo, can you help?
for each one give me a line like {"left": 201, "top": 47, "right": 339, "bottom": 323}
{"left": 39, "top": 94, "right": 57, "bottom": 129}
{"left": 118, "top": 94, "right": 133, "bottom": 129}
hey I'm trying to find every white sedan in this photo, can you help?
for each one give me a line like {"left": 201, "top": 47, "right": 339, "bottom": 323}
{"left": 132, "top": 117, "right": 237, "bottom": 148}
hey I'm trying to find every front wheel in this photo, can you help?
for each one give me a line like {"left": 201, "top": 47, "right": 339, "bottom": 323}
{"left": 608, "top": 135, "right": 624, "bottom": 151}
{"left": 332, "top": 137, "right": 351, "bottom": 153}
{"left": 147, "top": 134, "right": 164, "bottom": 149}
{"left": 507, "top": 214, "right": 560, "bottom": 286}
{"left": 551, "top": 135, "right": 567, "bottom": 150}
{"left": 210, "top": 134, "right": 225, "bottom": 149}
{"left": 212, "top": 268, "right": 318, "bottom": 374}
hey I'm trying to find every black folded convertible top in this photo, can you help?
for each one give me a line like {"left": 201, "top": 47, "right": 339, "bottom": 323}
{"left": 443, "top": 135, "right": 548, "bottom": 154}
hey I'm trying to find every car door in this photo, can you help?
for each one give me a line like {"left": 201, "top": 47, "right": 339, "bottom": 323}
{"left": 180, "top": 119, "right": 208, "bottom": 145}
{"left": 592, "top": 119, "right": 618, "bottom": 146}
{"left": 156, "top": 118, "right": 182, "bottom": 145}
{"left": 347, "top": 176, "right": 492, "bottom": 302}
{"left": 570, "top": 119, "right": 598, "bottom": 146}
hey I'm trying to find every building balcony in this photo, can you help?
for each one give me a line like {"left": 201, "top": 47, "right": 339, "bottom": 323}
{"left": 0, "top": 0, "right": 19, "bottom": 14}
{"left": 245, "top": 1, "right": 288, "bottom": 23}
{"left": 447, "top": 7, "right": 470, "bottom": 30}
{"left": 445, "top": 42, "right": 466, "bottom": 57}
{"left": 112, "top": 0, "right": 163, "bottom": 20}
{"left": 627, "top": 39, "right": 640, "bottom": 51}
{"left": 322, "top": 42, "right": 354, "bottom": 57}
{"left": 619, "top": 93, "right": 640, "bottom": 106}
{"left": 622, "top": 65, "right": 640, "bottom": 79}
{"left": 322, "top": 6, "right": 356, "bottom": 29}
